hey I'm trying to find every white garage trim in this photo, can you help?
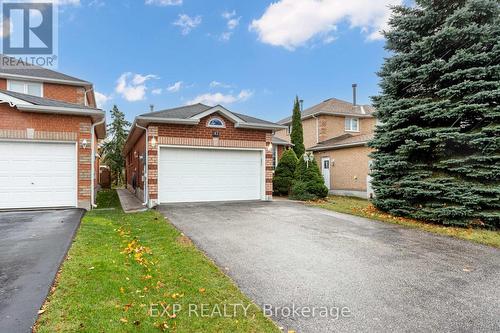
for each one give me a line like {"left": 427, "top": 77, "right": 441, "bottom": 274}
{"left": 0, "top": 140, "right": 78, "bottom": 209}
{"left": 157, "top": 145, "right": 266, "bottom": 204}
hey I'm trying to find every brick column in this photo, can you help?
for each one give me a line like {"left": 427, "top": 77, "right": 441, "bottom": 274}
{"left": 78, "top": 121, "right": 92, "bottom": 209}
{"left": 265, "top": 132, "right": 273, "bottom": 200}
{"left": 147, "top": 125, "right": 158, "bottom": 207}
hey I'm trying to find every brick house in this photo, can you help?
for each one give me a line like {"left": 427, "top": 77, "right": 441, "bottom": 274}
{"left": 123, "top": 104, "right": 284, "bottom": 207}
{"left": 274, "top": 86, "right": 377, "bottom": 198}
{"left": 0, "top": 57, "right": 105, "bottom": 210}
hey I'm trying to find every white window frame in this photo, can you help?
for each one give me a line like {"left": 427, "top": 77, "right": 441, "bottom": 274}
{"left": 7, "top": 80, "right": 43, "bottom": 97}
{"left": 345, "top": 117, "right": 359, "bottom": 132}
{"left": 206, "top": 117, "right": 226, "bottom": 128}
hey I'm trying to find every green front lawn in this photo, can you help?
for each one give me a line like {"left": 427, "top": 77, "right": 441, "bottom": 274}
{"left": 35, "top": 190, "right": 278, "bottom": 332}
{"left": 311, "top": 196, "right": 500, "bottom": 248}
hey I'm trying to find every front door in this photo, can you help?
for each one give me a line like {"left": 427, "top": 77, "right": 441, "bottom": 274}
{"left": 321, "top": 157, "right": 331, "bottom": 189}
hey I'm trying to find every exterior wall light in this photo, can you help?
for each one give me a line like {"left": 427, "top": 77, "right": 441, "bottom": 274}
{"left": 151, "top": 137, "right": 157, "bottom": 148}
{"left": 267, "top": 143, "right": 273, "bottom": 152}
{"left": 81, "top": 139, "right": 88, "bottom": 149}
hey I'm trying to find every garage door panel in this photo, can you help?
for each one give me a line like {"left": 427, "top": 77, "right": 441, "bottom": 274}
{"left": 159, "top": 147, "right": 262, "bottom": 203}
{"left": 0, "top": 141, "right": 77, "bottom": 209}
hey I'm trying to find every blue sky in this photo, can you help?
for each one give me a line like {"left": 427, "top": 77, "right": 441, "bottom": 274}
{"left": 55, "top": 0, "right": 401, "bottom": 123}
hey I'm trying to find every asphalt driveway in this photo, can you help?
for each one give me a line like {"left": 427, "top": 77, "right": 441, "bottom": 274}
{"left": 0, "top": 209, "right": 84, "bottom": 333}
{"left": 159, "top": 201, "right": 500, "bottom": 333}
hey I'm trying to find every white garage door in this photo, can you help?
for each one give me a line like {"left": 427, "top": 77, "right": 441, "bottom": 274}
{"left": 0, "top": 141, "right": 77, "bottom": 209}
{"left": 159, "top": 147, "right": 263, "bottom": 203}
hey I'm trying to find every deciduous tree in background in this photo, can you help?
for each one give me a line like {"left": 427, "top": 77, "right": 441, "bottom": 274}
{"left": 290, "top": 96, "right": 305, "bottom": 157}
{"left": 370, "top": 0, "right": 499, "bottom": 228}
{"left": 102, "top": 105, "right": 131, "bottom": 186}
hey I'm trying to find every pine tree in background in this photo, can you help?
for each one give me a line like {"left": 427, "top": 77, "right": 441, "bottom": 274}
{"left": 291, "top": 153, "right": 329, "bottom": 201}
{"left": 290, "top": 96, "right": 305, "bottom": 157}
{"left": 273, "top": 149, "right": 298, "bottom": 195}
{"left": 370, "top": 0, "right": 499, "bottom": 228}
{"left": 102, "top": 105, "right": 131, "bottom": 186}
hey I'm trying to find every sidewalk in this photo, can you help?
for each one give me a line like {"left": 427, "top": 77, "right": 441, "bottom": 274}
{"left": 116, "top": 189, "right": 147, "bottom": 213}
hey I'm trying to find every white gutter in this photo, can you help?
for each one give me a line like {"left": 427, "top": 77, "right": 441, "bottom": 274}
{"left": 310, "top": 141, "right": 369, "bottom": 151}
{"left": 16, "top": 104, "right": 103, "bottom": 116}
{"left": 234, "top": 122, "right": 286, "bottom": 130}
{"left": 91, "top": 117, "right": 106, "bottom": 208}
{"left": 135, "top": 124, "right": 149, "bottom": 206}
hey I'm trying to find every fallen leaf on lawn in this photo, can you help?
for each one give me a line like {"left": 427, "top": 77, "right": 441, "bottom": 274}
{"left": 199, "top": 288, "right": 206, "bottom": 293}
{"left": 123, "top": 303, "right": 133, "bottom": 311}
{"left": 143, "top": 275, "right": 152, "bottom": 280}
{"left": 120, "top": 318, "right": 128, "bottom": 323}
{"left": 120, "top": 287, "right": 125, "bottom": 294}
{"left": 37, "top": 309, "right": 46, "bottom": 315}
{"left": 169, "top": 313, "right": 177, "bottom": 319}
{"left": 89, "top": 267, "right": 95, "bottom": 270}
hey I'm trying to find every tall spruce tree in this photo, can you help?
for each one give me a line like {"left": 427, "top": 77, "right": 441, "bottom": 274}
{"left": 370, "top": 0, "right": 500, "bottom": 228}
{"left": 102, "top": 105, "right": 131, "bottom": 186}
{"left": 290, "top": 96, "right": 305, "bottom": 157}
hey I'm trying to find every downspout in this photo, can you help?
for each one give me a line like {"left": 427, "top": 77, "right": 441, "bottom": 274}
{"left": 136, "top": 124, "right": 149, "bottom": 206}
{"left": 91, "top": 117, "right": 105, "bottom": 208}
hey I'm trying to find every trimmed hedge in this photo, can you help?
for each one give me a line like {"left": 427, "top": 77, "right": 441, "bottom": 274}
{"left": 273, "top": 149, "right": 298, "bottom": 195}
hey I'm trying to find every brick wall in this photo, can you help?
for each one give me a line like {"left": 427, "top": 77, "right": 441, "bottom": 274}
{"left": 44, "top": 83, "right": 86, "bottom": 105}
{"left": 0, "top": 103, "right": 94, "bottom": 209}
{"left": 314, "top": 146, "right": 372, "bottom": 193}
{"left": 125, "top": 132, "right": 146, "bottom": 195}
{"left": 125, "top": 113, "right": 273, "bottom": 206}
{"left": 0, "top": 78, "right": 91, "bottom": 106}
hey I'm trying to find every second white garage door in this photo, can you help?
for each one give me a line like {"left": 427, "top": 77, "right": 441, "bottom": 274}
{"left": 0, "top": 141, "right": 77, "bottom": 209}
{"left": 158, "top": 147, "right": 263, "bottom": 203}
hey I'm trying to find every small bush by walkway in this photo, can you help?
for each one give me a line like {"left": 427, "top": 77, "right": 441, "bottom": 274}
{"left": 312, "top": 196, "right": 500, "bottom": 248}
{"left": 35, "top": 190, "right": 278, "bottom": 332}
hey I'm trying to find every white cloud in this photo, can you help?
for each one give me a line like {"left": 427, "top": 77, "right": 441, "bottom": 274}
{"left": 54, "top": 0, "right": 81, "bottom": 5}
{"left": 173, "top": 14, "right": 202, "bottom": 35}
{"left": 151, "top": 88, "right": 163, "bottom": 95}
{"left": 167, "top": 81, "right": 183, "bottom": 93}
{"left": 94, "top": 91, "right": 111, "bottom": 108}
{"left": 115, "top": 72, "right": 158, "bottom": 102}
{"left": 145, "top": 0, "right": 182, "bottom": 6}
{"left": 220, "top": 10, "right": 241, "bottom": 41}
{"left": 187, "top": 90, "right": 253, "bottom": 106}
{"left": 88, "top": 0, "right": 105, "bottom": 7}
{"left": 209, "top": 81, "right": 232, "bottom": 89}
{"left": 249, "top": 0, "right": 401, "bottom": 50}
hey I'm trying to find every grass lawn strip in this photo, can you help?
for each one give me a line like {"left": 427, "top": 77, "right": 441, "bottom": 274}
{"left": 35, "top": 190, "right": 279, "bottom": 332}
{"left": 311, "top": 196, "right": 500, "bottom": 248}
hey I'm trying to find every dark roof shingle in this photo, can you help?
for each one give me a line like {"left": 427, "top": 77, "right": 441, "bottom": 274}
{"left": 0, "top": 55, "right": 89, "bottom": 84}
{"left": 0, "top": 89, "right": 99, "bottom": 110}
{"left": 278, "top": 98, "right": 375, "bottom": 124}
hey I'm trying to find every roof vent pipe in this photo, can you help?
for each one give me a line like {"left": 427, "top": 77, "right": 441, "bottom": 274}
{"left": 150, "top": 104, "right": 154, "bottom": 112}
{"left": 352, "top": 84, "right": 357, "bottom": 106}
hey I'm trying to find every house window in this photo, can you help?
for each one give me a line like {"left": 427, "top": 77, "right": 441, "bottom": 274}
{"left": 287, "top": 125, "right": 292, "bottom": 135}
{"left": 345, "top": 117, "right": 359, "bottom": 132}
{"left": 7, "top": 80, "right": 43, "bottom": 97}
{"left": 207, "top": 117, "right": 225, "bottom": 128}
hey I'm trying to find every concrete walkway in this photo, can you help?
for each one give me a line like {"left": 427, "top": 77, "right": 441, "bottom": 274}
{"left": 116, "top": 189, "right": 147, "bottom": 213}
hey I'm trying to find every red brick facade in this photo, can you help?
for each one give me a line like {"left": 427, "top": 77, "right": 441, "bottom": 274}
{"left": 0, "top": 104, "right": 96, "bottom": 208}
{"left": 125, "top": 112, "right": 274, "bottom": 206}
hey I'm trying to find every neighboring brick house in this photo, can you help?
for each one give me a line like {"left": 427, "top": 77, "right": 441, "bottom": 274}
{"left": 275, "top": 86, "right": 376, "bottom": 198}
{"left": 0, "top": 58, "right": 105, "bottom": 210}
{"left": 123, "top": 104, "right": 284, "bottom": 207}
